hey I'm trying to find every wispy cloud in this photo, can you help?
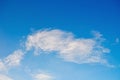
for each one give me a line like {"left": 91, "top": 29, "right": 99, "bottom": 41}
{"left": 33, "top": 72, "right": 54, "bottom": 80}
{"left": 0, "top": 49, "right": 24, "bottom": 71}
{"left": 0, "top": 61, "right": 6, "bottom": 71}
{"left": 4, "top": 50, "right": 24, "bottom": 67}
{"left": 0, "top": 74, "right": 13, "bottom": 80}
{"left": 0, "top": 50, "right": 24, "bottom": 80}
{"left": 115, "top": 38, "right": 119, "bottom": 44}
{"left": 25, "top": 29, "right": 110, "bottom": 65}
{"left": 111, "top": 38, "right": 120, "bottom": 45}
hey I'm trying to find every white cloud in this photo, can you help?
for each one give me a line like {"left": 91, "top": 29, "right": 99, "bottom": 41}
{"left": 33, "top": 73, "right": 54, "bottom": 80}
{"left": 25, "top": 29, "right": 110, "bottom": 64}
{"left": 26, "top": 29, "right": 73, "bottom": 55}
{"left": 0, "top": 74, "right": 13, "bottom": 80}
{"left": 4, "top": 50, "right": 24, "bottom": 67}
{"left": 0, "top": 50, "right": 24, "bottom": 72}
{"left": 0, "top": 61, "right": 6, "bottom": 71}
{"left": 0, "top": 50, "right": 25, "bottom": 80}
{"left": 0, "top": 45, "right": 30, "bottom": 80}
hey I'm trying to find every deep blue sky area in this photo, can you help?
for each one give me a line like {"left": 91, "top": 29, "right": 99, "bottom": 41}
{"left": 0, "top": 0, "right": 120, "bottom": 32}
{"left": 0, "top": 0, "right": 120, "bottom": 58}
{"left": 0, "top": 0, "right": 120, "bottom": 80}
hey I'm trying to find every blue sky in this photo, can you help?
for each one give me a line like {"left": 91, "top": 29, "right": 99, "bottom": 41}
{"left": 0, "top": 0, "right": 120, "bottom": 80}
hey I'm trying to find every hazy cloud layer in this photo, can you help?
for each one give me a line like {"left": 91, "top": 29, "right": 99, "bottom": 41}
{"left": 0, "top": 74, "right": 13, "bottom": 80}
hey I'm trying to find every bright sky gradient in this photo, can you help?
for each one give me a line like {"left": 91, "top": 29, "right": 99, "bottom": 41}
{"left": 0, "top": 0, "right": 120, "bottom": 80}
